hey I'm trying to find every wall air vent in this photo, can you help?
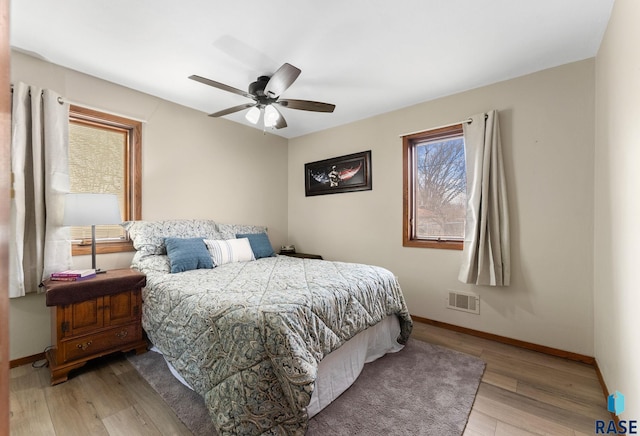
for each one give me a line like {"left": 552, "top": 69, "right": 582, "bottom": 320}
{"left": 447, "top": 290, "right": 480, "bottom": 314}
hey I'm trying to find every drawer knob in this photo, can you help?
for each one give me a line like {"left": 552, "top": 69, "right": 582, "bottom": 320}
{"left": 76, "top": 341, "right": 92, "bottom": 350}
{"left": 116, "top": 330, "right": 128, "bottom": 339}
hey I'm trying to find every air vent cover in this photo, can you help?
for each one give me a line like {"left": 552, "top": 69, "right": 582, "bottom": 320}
{"left": 447, "top": 291, "right": 480, "bottom": 314}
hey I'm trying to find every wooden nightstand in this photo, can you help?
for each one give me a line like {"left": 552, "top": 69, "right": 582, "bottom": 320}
{"left": 43, "top": 268, "right": 148, "bottom": 385}
{"left": 279, "top": 252, "right": 323, "bottom": 260}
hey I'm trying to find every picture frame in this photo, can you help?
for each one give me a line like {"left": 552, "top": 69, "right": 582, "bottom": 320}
{"left": 305, "top": 150, "right": 372, "bottom": 196}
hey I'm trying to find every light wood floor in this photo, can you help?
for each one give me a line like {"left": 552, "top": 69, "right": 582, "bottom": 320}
{"left": 412, "top": 322, "right": 610, "bottom": 436}
{"left": 10, "top": 321, "right": 610, "bottom": 435}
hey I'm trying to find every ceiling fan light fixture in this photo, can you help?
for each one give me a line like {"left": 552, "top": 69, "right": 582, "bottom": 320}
{"left": 264, "top": 104, "right": 279, "bottom": 128}
{"left": 245, "top": 106, "right": 261, "bottom": 124}
{"left": 190, "top": 62, "right": 335, "bottom": 131}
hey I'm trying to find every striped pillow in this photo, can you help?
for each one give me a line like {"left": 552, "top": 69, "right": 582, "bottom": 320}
{"left": 204, "top": 238, "right": 255, "bottom": 266}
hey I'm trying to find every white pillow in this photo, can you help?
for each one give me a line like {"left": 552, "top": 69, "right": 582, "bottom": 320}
{"left": 204, "top": 238, "right": 256, "bottom": 266}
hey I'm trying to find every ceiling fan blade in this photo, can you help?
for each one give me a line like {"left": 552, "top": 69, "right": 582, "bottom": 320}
{"left": 271, "top": 105, "right": 287, "bottom": 129}
{"left": 277, "top": 99, "right": 336, "bottom": 113}
{"left": 189, "top": 75, "right": 254, "bottom": 99}
{"left": 264, "top": 63, "right": 301, "bottom": 98}
{"left": 208, "top": 103, "right": 256, "bottom": 118}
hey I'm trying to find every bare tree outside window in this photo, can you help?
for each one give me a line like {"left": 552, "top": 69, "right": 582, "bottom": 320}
{"left": 403, "top": 124, "right": 466, "bottom": 250}
{"left": 415, "top": 137, "right": 466, "bottom": 239}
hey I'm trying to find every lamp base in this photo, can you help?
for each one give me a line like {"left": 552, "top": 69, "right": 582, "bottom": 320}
{"left": 96, "top": 269, "right": 107, "bottom": 274}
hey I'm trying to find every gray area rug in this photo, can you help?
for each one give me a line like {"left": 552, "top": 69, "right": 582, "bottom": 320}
{"left": 127, "top": 338, "right": 485, "bottom": 435}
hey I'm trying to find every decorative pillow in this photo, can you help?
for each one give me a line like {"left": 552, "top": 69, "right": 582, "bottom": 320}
{"left": 204, "top": 238, "right": 255, "bottom": 266}
{"left": 164, "top": 237, "right": 213, "bottom": 273}
{"left": 236, "top": 232, "right": 275, "bottom": 259}
{"left": 122, "top": 220, "right": 221, "bottom": 258}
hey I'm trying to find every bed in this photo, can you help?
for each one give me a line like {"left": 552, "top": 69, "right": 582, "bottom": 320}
{"left": 124, "top": 219, "right": 413, "bottom": 436}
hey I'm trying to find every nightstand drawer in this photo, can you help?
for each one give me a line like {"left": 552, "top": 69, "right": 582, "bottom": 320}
{"left": 60, "top": 323, "right": 141, "bottom": 363}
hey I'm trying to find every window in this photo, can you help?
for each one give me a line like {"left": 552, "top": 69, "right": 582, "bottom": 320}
{"left": 403, "top": 124, "right": 466, "bottom": 250}
{"left": 68, "top": 105, "right": 141, "bottom": 255}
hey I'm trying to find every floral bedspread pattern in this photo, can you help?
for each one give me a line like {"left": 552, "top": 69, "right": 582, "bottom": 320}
{"left": 137, "top": 255, "right": 412, "bottom": 435}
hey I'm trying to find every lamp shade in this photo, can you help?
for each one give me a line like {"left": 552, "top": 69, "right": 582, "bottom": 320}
{"left": 264, "top": 105, "right": 278, "bottom": 127}
{"left": 63, "top": 193, "right": 122, "bottom": 226}
{"left": 245, "top": 106, "right": 261, "bottom": 124}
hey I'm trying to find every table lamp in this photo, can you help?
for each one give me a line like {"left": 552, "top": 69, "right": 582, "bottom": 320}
{"left": 63, "top": 193, "right": 122, "bottom": 273}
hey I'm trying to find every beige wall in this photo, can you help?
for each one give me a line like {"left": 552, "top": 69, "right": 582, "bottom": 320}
{"left": 594, "top": 0, "right": 640, "bottom": 419}
{"left": 9, "top": 51, "right": 289, "bottom": 359}
{"left": 289, "top": 60, "right": 596, "bottom": 355}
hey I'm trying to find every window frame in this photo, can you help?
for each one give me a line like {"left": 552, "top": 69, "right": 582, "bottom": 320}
{"left": 402, "top": 124, "right": 465, "bottom": 250}
{"left": 68, "top": 105, "right": 142, "bottom": 256}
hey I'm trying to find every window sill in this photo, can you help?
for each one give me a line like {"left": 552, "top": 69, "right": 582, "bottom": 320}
{"left": 71, "top": 240, "right": 135, "bottom": 256}
{"left": 403, "top": 239, "right": 463, "bottom": 250}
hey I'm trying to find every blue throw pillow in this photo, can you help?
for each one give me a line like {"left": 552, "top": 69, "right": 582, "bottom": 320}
{"left": 164, "top": 237, "right": 213, "bottom": 273}
{"left": 236, "top": 232, "right": 275, "bottom": 259}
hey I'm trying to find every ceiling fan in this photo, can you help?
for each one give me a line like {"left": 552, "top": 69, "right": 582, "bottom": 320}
{"left": 189, "top": 63, "right": 335, "bottom": 130}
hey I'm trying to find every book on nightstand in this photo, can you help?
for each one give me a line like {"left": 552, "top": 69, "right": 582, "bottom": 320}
{"left": 50, "top": 269, "right": 97, "bottom": 281}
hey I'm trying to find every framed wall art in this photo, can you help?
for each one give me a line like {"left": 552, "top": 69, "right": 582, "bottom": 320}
{"left": 305, "top": 150, "right": 372, "bottom": 196}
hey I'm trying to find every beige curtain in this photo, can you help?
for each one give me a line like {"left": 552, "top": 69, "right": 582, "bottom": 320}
{"left": 458, "top": 110, "right": 510, "bottom": 286}
{"left": 10, "top": 82, "right": 71, "bottom": 298}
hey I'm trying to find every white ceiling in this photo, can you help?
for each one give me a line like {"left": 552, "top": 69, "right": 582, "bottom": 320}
{"left": 11, "top": 0, "right": 614, "bottom": 138}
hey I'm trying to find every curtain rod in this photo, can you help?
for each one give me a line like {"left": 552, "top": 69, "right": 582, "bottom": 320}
{"left": 398, "top": 114, "right": 488, "bottom": 138}
{"left": 10, "top": 85, "right": 147, "bottom": 122}
{"left": 10, "top": 84, "right": 64, "bottom": 105}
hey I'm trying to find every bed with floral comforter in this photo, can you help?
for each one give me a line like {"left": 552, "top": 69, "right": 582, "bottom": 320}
{"left": 125, "top": 220, "right": 413, "bottom": 436}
